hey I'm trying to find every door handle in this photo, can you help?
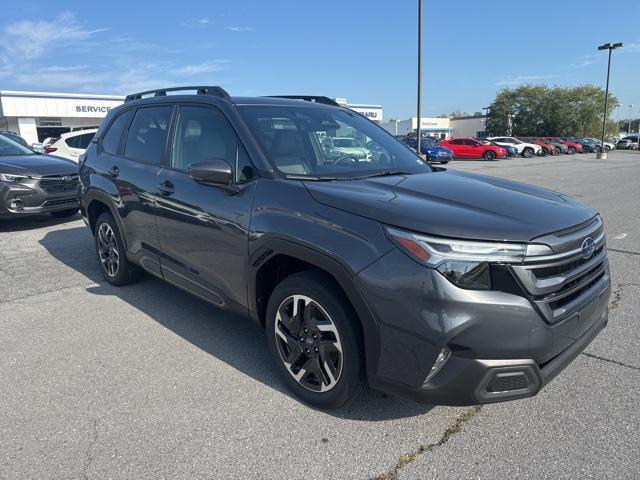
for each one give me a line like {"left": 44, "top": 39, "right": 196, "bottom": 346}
{"left": 157, "top": 180, "right": 175, "bottom": 196}
{"left": 106, "top": 165, "right": 119, "bottom": 178}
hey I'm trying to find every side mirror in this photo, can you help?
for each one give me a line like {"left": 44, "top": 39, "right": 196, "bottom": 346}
{"left": 188, "top": 158, "right": 233, "bottom": 186}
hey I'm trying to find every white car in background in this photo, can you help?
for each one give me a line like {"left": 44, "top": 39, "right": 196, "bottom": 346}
{"left": 487, "top": 136, "right": 542, "bottom": 158}
{"left": 45, "top": 129, "right": 97, "bottom": 161}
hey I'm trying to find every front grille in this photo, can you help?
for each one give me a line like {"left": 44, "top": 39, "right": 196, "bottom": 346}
{"left": 38, "top": 175, "right": 79, "bottom": 194}
{"left": 511, "top": 218, "right": 610, "bottom": 323}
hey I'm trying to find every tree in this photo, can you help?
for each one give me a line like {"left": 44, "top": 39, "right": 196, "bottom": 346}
{"left": 486, "top": 85, "right": 619, "bottom": 138}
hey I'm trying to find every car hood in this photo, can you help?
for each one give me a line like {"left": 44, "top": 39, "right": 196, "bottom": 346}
{"left": 0, "top": 154, "right": 78, "bottom": 177}
{"left": 304, "top": 170, "right": 596, "bottom": 242}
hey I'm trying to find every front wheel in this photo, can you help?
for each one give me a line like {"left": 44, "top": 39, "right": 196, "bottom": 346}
{"left": 604, "top": 146, "right": 611, "bottom": 152}
{"left": 568, "top": 147, "right": 576, "bottom": 154}
{"left": 50, "top": 208, "right": 79, "bottom": 218}
{"left": 522, "top": 148, "right": 534, "bottom": 158}
{"left": 483, "top": 150, "right": 496, "bottom": 161}
{"left": 265, "top": 271, "right": 365, "bottom": 409}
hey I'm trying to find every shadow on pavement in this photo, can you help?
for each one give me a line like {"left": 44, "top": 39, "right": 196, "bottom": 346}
{"left": 0, "top": 212, "right": 81, "bottom": 232}
{"left": 40, "top": 226, "right": 434, "bottom": 421}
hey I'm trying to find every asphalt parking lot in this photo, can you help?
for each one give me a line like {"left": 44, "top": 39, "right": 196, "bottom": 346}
{"left": 1, "top": 150, "right": 639, "bottom": 480}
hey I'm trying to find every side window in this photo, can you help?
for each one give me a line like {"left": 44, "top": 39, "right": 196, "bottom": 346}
{"left": 171, "top": 106, "right": 248, "bottom": 174}
{"left": 451, "top": 139, "right": 463, "bottom": 145}
{"left": 102, "top": 110, "right": 132, "bottom": 154}
{"left": 65, "top": 135, "right": 79, "bottom": 148}
{"left": 124, "top": 106, "right": 172, "bottom": 164}
{"left": 78, "top": 133, "right": 95, "bottom": 149}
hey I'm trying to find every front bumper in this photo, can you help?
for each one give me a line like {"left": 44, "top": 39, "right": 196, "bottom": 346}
{"left": 356, "top": 248, "right": 611, "bottom": 405}
{"left": 0, "top": 181, "right": 79, "bottom": 218}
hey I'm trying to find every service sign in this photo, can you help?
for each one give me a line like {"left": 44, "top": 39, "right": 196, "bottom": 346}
{"left": 0, "top": 91, "right": 124, "bottom": 119}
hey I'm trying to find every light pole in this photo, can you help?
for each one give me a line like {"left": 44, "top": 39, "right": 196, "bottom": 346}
{"left": 628, "top": 104, "right": 634, "bottom": 134}
{"left": 596, "top": 42, "right": 622, "bottom": 159}
{"left": 482, "top": 106, "right": 490, "bottom": 137}
{"left": 416, "top": 0, "right": 422, "bottom": 155}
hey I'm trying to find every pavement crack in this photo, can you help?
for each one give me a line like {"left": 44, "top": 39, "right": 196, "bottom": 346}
{"left": 608, "top": 282, "right": 640, "bottom": 312}
{"left": 608, "top": 247, "right": 640, "bottom": 257}
{"left": 581, "top": 352, "right": 640, "bottom": 372}
{"left": 371, "top": 406, "right": 482, "bottom": 480}
{"left": 81, "top": 418, "right": 99, "bottom": 480}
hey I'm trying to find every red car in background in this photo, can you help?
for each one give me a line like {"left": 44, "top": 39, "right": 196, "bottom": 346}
{"left": 440, "top": 138, "right": 508, "bottom": 161}
{"left": 546, "top": 137, "right": 583, "bottom": 154}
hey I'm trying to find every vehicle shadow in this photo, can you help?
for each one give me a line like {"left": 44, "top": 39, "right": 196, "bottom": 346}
{"left": 40, "top": 226, "right": 434, "bottom": 421}
{"left": 0, "top": 212, "right": 80, "bottom": 232}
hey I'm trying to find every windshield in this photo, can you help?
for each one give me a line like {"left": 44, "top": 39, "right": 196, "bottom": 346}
{"left": 0, "top": 134, "right": 35, "bottom": 156}
{"left": 238, "top": 105, "right": 430, "bottom": 179}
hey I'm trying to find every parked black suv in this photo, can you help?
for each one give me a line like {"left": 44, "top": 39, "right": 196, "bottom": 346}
{"left": 79, "top": 86, "right": 611, "bottom": 409}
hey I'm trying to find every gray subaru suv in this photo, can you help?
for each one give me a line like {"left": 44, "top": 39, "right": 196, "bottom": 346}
{"left": 79, "top": 86, "right": 610, "bottom": 409}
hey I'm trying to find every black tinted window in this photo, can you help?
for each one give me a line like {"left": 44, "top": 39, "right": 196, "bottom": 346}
{"left": 171, "top": 106, "right": 238, "bottom": 171}
{"left": 236, "top": 144, "right": 255, "bottom": 183}
{"left": 77, "top": 133, "right": 95, "bottom": 149}
{"left": 102, "top": 110, "right": 132, "bottom": 154}
{"left": 125, "top": 106, "right": 172, "bottom": 164}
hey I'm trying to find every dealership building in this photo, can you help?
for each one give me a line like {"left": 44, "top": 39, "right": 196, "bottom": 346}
{"left": 0, "top": 90, "right": 384, "bottom": 146}
{"left": 381, "top": 115, "right": 487, "bottom": 139}
{"left": 0, "top": 90, "right": 125, "bottom": 145}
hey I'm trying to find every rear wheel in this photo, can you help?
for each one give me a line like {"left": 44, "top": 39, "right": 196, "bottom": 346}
{"left": 604, "top": 145, "right": 611, "bottom": 152}
{"left": 94, "top": 212, "right": 142, "bottom": 286}
{"left": 539, "top": 148, "right": 547, "bottom": 156}
{"left": 568, "top": 146, "right": 576, "bottom": 154}
{"left": 265, "top": 271, "right": 365, "bottom": 409}
{"left": 50, "top": 208, "right": 79, "bottom": 218}
{"left": 483, "top": 150, "right": 496, "bottom": 161}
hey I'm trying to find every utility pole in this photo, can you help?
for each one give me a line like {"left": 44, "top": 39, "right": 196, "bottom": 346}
{"left": 416, "top": 0, "right": 422, "bottom": 156}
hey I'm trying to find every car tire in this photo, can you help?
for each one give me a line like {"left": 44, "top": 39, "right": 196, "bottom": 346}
{"left": 568, "top": 147, "right": 576, "bottom": 154}
{"left": 522, "top": 147, "right": 534, "bottom": 158}
{"left": 483, "top": 150, "right": 496, "bottom": 161}
{"left": 553, "top": 148, "right": 560, "bottom": 155}
{"left": 50, "top": 208, "right": 79, "bottom": 218}
{"left": 605, "top": 146, "right": 611, "bottom": 152}
{"left": 539, "top": 148, "right": 547, "bottom": 157}
{"left": 94, "top": 212, "right": 142, "bottom": 286}
{"left": 265, "top": 270, "right": 365, "bottom": 410}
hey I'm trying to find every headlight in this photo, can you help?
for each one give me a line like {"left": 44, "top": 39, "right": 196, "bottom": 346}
{"left": 386, "top": 226, "right": 554, "bottom": 289}
{"left": 0, "top": 173, "right": 30, "bottom": 182}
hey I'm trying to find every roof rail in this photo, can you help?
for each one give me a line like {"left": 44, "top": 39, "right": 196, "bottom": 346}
{"left": 124, "top": 86, "right": 231, "bottom": 102}
{"left": 265, "top": 95, "right": 340, "bottom": 107}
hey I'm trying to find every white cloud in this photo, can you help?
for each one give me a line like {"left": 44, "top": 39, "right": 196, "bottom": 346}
{"left": 225, "top": 26, "right": 254, "bottom": 32}
{"left": 174, "top": 60, "right": 228, "bottom": 76}
{"left": 180, "top": 17, "right": 211, "bottom": 28}
{"left": 494, "top": 75, "right": 556, "bottom": 87}
{"left": 0, "top": 12, "right": 105, "bottom": 60}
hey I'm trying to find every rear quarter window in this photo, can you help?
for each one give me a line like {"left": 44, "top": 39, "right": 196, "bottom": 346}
{"left": 102, "top": 110, "right": 133, "bottom": 155}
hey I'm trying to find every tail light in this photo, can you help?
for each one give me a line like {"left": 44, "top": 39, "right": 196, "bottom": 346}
{"left": 45, "top": 146, "right": 57, "bottom": 153}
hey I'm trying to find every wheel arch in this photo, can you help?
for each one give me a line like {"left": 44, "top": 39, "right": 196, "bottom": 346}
{"left": 249, "top": 236, "right": 382, "bottom": 377}
{"left": 84, "top": 190, "right": 127, "bottom": 248}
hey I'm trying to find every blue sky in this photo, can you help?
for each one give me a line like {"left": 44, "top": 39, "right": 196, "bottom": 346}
{"left": 1, "top": 0, "right": 639, "bottom": 120}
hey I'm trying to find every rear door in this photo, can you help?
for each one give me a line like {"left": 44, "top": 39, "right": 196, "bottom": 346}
{"left": 97, "top": 105, "right": 174, "bottom": 275}
{"left": 154, "top": 104, "right": 258, "bottom": 309}
{"left": 463, "top": 139, "right": 481, "bottom": 157}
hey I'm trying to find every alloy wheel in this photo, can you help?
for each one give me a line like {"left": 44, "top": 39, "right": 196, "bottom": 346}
{"left": 97, "top": 223, "right": 119, "bottom": 277}
{"left": 274, "top": 295, "right": 343, "bottom": 392}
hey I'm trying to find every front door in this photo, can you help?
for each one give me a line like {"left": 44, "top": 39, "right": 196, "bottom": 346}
{"left": 155, "top": 104, "right": 257, "bottom": 310}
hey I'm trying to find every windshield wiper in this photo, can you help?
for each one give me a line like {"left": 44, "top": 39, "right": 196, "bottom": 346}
{"left": 285, "top": 174, "right": 339, "bottom": 181}
{"left": 350, "top": 170, "right": 416, "bottom": 180}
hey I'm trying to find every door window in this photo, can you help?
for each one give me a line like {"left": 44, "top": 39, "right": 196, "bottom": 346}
{"left": 171, "top": 106, "right": 241, "bottom": 172}
{"left": 124, "top": 106, "right": 173, "bottom": 164}
{"left": 102, "top": 110, "right": 133, "bottom": 154}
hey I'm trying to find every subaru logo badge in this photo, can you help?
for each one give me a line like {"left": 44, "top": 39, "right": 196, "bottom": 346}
{"left": 581, "top": 237, "right": 595, "bottom": 259}
{"left": 62, "top": 176, "right": 72, "bottom": 183}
